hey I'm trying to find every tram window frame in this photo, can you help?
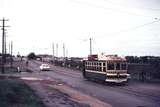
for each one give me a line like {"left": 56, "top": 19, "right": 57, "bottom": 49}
{"left": 116, "top": 63, "right": 120, "bottom": 70}
{"left": 99, "top": 67, "right": 102, "bottom": 71}
{"left": 103, "top": 67, "right": 106, "bottom": 72}
{"left": 107, "top": 63, "right": 114, "bottom": 70}
{"left": 103, "top": 63, "right": 106, "bottom": 66}
{"left": 121, "top": 63, "right": 127, "bottom": 70}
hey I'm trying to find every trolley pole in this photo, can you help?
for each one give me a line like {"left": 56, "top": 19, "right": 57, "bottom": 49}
{"left": 0, "top": 18, "right": 9, "bottom": 73}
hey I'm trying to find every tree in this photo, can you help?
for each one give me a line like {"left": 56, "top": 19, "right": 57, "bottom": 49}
{"left": 27, "top": 52, "right": 36, "bottom": 59}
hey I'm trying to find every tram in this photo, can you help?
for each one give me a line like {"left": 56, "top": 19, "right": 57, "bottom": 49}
{"left": 83, "top": 54, "right": 129, "bottom": 83}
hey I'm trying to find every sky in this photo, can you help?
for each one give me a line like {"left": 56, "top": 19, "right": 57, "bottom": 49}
{"left": 0, "top": 0, "right": 160, "bottom": 57}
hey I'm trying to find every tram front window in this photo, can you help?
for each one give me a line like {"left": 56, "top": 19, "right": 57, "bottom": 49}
{"left": 107, "top": 63, "right": 114, "bottom": 70}
{"left": 121, "top": 64, "right": 127, "bottom": 70}
{"left": 116, "top": 63, "right": 120, "bottom": 70}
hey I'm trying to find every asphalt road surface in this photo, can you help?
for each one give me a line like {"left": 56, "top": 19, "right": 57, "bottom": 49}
{"left": 29, "top": 60, "right": 160, "bottom": 107}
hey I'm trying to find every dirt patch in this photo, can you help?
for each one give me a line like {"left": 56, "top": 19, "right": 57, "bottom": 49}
{"left": 49, "top": 84, "right": 112, "bottom": 107}
{"left": 25, "top": 80, "right": 90, "bottom": 107}
{"left": 24, "top": 79, "right": 111, "bottom": 107}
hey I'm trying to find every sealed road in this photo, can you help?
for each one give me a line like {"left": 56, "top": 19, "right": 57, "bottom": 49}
{"left": 30, "top": 61, "right": 160, "bottom": 107}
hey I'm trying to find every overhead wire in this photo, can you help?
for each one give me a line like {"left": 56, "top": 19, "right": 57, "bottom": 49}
{"left": 92, "top": 19, "right": 160, "bottom": 54}
{"left": 71, "top": 0, "right": 160, "bottom": 52}
{"left": 77, "top": 18, "right": 160, "bottom": 41}
{"left": 70, "top": 0, "right": 157, "bottom": 19}
{"left": 104, "top": 0, "right": 160, "bottom": 11}
{"left": 94, "top": 19, "right": 160, "bottom": 39}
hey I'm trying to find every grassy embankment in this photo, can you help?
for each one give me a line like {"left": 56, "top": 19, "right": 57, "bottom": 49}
{"left": 0, "top": 78, "right": 45, "bottom": 107}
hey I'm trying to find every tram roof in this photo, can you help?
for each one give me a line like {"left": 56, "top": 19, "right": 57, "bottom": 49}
{"left": 87, "top": 54, "right": 126, "bottom": 61}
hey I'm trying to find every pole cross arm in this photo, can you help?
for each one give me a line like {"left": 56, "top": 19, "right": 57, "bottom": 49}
{"left": 0, "top": 19, "right": 9, "bottom": 21}
{"left": 0, "top": 26, "right": 10, "bottom": 27}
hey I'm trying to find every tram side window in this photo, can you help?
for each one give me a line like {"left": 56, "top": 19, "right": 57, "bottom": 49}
{"left": 99, "top": 67, "right": 102, "bottom": 71}
{"left": 107, "top": 63, "right": 114, "bottom": 70}
{"left": 103, "top": 67, "right": 106, "bottom": 72}
{"left": 121, "top": 64, "right": 126, "bottom": 70}
{"left": 116, "top": 63, "right": 120, "bottom": 70}
{"left": 96, "top": 67, "right": 98, "bottom": 71}
{"left": 103, "top": 63, "right": 106, "bottom": 66}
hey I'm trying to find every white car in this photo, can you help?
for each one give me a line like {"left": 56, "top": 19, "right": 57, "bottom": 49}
{"left": 40, "top": 64, "right": 50, "bottom": 71}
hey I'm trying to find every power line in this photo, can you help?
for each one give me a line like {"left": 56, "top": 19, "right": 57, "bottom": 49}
{"left": 78, "top": 19, "right": 160, "bottom": 55}
{"left": 104, "top": 0, "right": 160, "bottom": 11}
{"left": 78, "top": 19, "right": 160, "bottom": 41}
{"left": 95, "top": 19, "right": 160, "bottom": 39}
{"left": 70, "top": 0, "right": 156, "bottom": 19}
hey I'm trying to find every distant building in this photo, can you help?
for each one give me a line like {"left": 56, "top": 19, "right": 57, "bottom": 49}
{"left": 37, "top": 54, "right": 53, "bottom": 62}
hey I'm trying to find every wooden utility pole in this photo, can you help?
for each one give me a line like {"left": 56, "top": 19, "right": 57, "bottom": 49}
{"left": 4, "top": 31, "right": 7, "bottom": 63}
{"left": 0, "top": 18, "right": 9, "bottom": 73}
{"left": 56, "top": 43, "right": 58, "bottom": 57}
{"left": 52, "top": 43, "right": 54, "bottom": 60}
{"left": 66, "top": 49, "right": 68, "bottom": 58}
{"left": 90, "top": 38, "right": 92, "bottom": 55}
{"left": 9, "top": 42, "right": 10, "bottom": 55}
{"left": 63, "top": 43, "right": 65, "bottom": 58}
{"left": 10, "top": 41, "right": 13, "bottom": 67}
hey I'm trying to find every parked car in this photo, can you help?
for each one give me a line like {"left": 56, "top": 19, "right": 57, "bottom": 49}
{"left": 40, "top": 64, "right": 50, "bottom": 71}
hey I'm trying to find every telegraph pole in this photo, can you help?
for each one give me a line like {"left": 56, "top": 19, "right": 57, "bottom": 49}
{"left": 66, "top": 49, "right": 68, "bottom": 58}
{"left": 9, "top": 42, "right": 10, "bottom": 55}
{"left": 89, "top": 38, "right": 92, "bottom": 55}
{"left": 0, "top": 18, "right": 9, "bottom": 73}
{"left": 56, "top": 43, "right": 58, "bottom": 57}
{"left": 52, "top": 43, "right": 55, "bottom": 60}
{"left": 63, "top": 43, "right": 65, "bottom": 58}
{"left": 4, "top": 31, "right": 7, "bottom": 63}
{"left": 10, "top": 41, "right": 13, "bottom": 67}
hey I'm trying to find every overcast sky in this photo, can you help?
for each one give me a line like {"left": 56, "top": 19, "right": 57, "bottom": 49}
{"left": 0, "top": 0, "right": 160, "bottom": 57}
